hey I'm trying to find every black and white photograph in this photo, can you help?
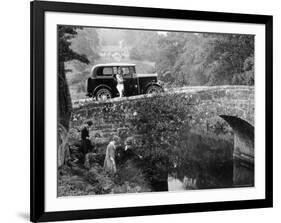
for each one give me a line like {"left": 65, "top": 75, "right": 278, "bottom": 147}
{"left": 0, "top": 0, "right": 277, "bottom": 222}
{"left": 57, "top": 25, "right": 255, "bottom": 197}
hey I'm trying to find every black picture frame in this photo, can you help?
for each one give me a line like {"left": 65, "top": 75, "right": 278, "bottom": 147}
{"left": 30, "top": 1, "right": 273, "bottom": 222}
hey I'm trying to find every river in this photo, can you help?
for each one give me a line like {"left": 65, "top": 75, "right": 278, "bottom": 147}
{"left": 149, "top": 132, "right": 254, "bottom": 191}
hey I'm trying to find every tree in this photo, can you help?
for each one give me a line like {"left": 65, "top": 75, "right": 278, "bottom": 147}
{"left": 168, "top": 33, "right": 210, "bottom": 86}
{"left": 155, "top": 32, "right": 254, "bottom": 86}
{"left": 58, "top": 26, "right": 89, "bottom": 130}
{"left": 204, "top": 34, "right": 254, "bottom": 85}
{"left": 128, "top": 31, "right": 159, "bottom": 61}
{"left": 156, "top": 32, "right": 192, "bottom": 84}
{"left": 70, "top": 28, "right": 100, "bottom": 64}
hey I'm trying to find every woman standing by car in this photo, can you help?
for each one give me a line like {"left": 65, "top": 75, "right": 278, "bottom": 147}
{"left": 116, "top": 67, "right": 124, "bottom": 97}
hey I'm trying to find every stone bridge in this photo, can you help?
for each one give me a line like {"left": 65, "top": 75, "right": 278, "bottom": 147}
{"left": 71, "top": 85, "right": 255, "bottom": 186}
{"left": 72, "top": 85, "right": 254, "bottom": 128}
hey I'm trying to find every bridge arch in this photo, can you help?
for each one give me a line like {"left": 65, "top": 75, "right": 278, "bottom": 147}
{"left": 219, "top": 115, "right": 254, "bottom": 186}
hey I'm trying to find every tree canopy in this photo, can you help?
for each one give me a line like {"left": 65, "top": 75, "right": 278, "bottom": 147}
{"left": 58, "top": 26, "right": 90, "bottom": 64}
{"left": 58, "top": 26, "right": 90, "bottom": 129}
{"left": 154, "top": 32, "right": 254, "bottom": 86}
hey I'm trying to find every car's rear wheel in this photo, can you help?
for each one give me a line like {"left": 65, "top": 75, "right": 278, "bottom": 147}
{"left": 95, "top": 88, "right": 112, "bottom": 101}
{"left": 146, "top": 85, "right": 163, "bottom": 94}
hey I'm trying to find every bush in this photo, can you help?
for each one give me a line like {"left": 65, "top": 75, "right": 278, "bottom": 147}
{"left": 125, "top": 94, "right": 192, "bottom": 181}
{"left": 85, "top": 167, "right": 115, "bottom": 194}
{"left": 58, "top": 159, "right": 151, "bottom": 196}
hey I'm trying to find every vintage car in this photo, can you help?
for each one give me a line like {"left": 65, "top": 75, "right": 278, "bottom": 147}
{"left": 86, "top": 63, "right": 163, "bottom": 100}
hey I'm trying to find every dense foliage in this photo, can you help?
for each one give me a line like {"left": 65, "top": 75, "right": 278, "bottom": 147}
{"left": 58, "top": 161, "right": 150, "bottom": 196}
{"left": 203, "top": 34, "right": 254, "bottom": 85}
{"left": 125, "top": 94, "right": 192, "bottom": 183}
{"left": 58, "top": 26, "right": 90, "bottom": 64}
{"left": 143, "top": 32, "right": 255, "bottom": 86}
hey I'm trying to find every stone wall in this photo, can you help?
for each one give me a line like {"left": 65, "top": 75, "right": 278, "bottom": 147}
{"left": 71, "top": 86, "right": 254, "bottom": 143}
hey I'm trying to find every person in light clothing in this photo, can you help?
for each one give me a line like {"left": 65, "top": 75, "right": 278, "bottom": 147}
{"left": 103, "top": 136, "right": 120, "bottom": 174}
{"left": 116, "top": 67, "right": 124, "bottom": 98}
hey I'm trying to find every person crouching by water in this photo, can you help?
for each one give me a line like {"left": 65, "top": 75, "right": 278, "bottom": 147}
{"left": 116, "top": 137, "right": 136, "bottom": 167}
{"left": 116, "top": 67, "right": 124, "bottom": 98}
{"left": 104, "top": 135, "right": 120, "bottom": 174}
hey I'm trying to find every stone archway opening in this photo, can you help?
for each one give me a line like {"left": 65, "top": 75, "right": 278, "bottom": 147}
{"left": 219, "top": 115, "right": 254, "bottom": 187}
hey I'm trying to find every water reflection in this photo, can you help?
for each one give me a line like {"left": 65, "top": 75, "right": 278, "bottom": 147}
{"left": 168, "top": 175, "right": 197, "bottom": 191}
{"left": 168, "top": 176, "right": 185, "bottom": 191}
{"left": 164, "top": 132, "right": 254, "bottom": 191}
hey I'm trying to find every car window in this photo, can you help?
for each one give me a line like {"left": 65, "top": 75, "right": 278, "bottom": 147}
{"left": 102, "top": 67, "right": 113, "bottom": 76}
{"left": 121, "top": 67, "right": 131, "bottom": 78}
{"left": 96, "top": 66, "right": 135, "bottom": 77}
{"left": 113, "top": 66, "right": 118, "bottom": 75}
{"left": 129, "top": 66, "right": 136, "bottom": 75}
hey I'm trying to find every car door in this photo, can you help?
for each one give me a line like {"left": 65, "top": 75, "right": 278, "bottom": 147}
{"left": 96, "top": 66, "right": 118, "bottom": 96}
{"left": 122, "top": 66, "right": 139, "bottom": 96}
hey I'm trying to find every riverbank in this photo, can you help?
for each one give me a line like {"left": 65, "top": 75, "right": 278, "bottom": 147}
{"left": 58, "top": 158, "right": 151, "bottom": 197}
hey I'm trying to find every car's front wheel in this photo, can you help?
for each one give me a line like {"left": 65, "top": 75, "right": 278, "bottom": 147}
{"left": 95, "top": 88, "right": 112, "bottom": 101}
{"left": 146, "top": 85, "right": 163, "bottom": 94}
